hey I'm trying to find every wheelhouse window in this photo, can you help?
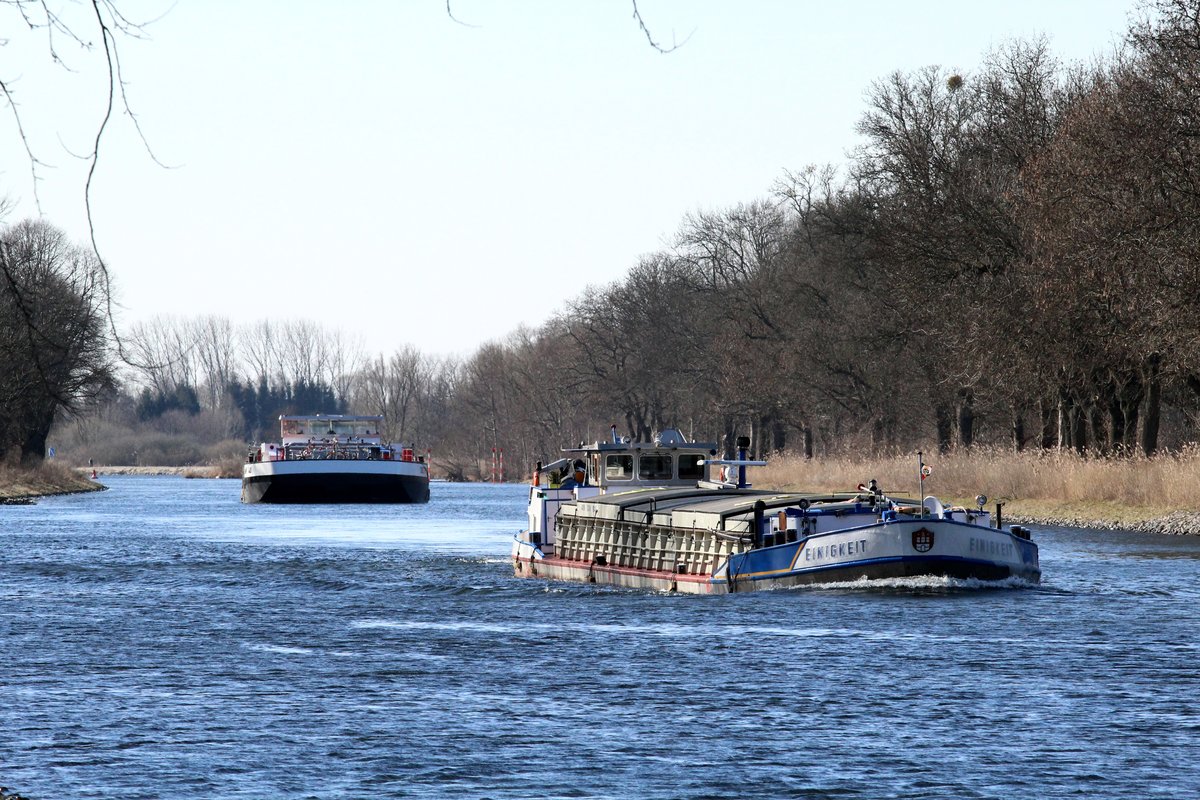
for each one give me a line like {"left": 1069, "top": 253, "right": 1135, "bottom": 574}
{"left": 638, "top": 453, "right": 673, "bottom": 481}
{"left": 677, "top": 453, "right": 705, "bottom": 481}
{"left": 330, "top": 420, "right": 375, "bottom": 438}
{"left": 605, "top": 454, "right": 633, "bottom": 481}
{"left": 281, "top": 417, "right": 382, "bottom": 440}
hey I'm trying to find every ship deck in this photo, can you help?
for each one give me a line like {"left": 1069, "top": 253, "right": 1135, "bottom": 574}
{"left": 562, "top": 486, "right": 911, "bottom": 533}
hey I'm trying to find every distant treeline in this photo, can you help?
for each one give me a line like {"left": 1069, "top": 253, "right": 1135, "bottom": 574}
{"left": 12, "top": 1, "right": 1200, "bottom": 473}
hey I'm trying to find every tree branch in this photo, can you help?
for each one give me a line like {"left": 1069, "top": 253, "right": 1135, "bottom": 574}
{"left": 631, "top": 0, "right": 691, "bottom": 53}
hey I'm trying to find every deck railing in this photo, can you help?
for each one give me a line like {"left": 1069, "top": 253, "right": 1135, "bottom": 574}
{"left": 554, "top": 515, "right": 750, "bottom": 576}
{"left": 285, "top": 443, "right": 387, "bottom": 461}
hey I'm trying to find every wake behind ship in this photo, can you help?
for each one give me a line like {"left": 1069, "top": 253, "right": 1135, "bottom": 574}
{"left": 242, "top": 414, "right": 429, "bottom": 503}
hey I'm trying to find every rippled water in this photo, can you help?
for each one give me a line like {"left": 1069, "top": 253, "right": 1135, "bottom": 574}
{"left": 2, "top": 477, "right": 1199, "bottom": 799}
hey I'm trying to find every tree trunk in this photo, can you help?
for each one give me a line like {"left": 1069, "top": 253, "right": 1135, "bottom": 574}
{"left": 1108, "top": 392, "right": 1126, "bottom": 453}
{"left": 934, "top": 402, "right": 954, "bottom": 454}
{"left": 753, "top": 416, "right": 768, "bottom": 459}
{"left": 625, "top": 406, "right": 651, "bottom": 443}
{"left": 803, "top": 427, "right": 814, "bottom": 459}
{"left": 722, "top": 415, "right": 736, "bottom": 459}
{"left": 1058, "top": 393, "right": 1070, "bottom": 450}
{"left": 957, "top": 389, "right": 975, "bottom": 449}
{"left": 1110, "top": 373, "right": 1144, "bottom": 454}
{"left": 1067, "top": 395, "right": 1088, "bottom": 454}
{"left": 1040, "top": 396, "right": 1058, "bottom": 450}
{"left": 771, "top": 417, "right": 786, "bottom": 453}
{"left": 1089, "top": 401, "right": 1108, "bottom": 456}
{"left": 650, "top": 404, "right": 666, "bottom": 436}
{"left": 1142, "top": 355, "right": 1162, "bottom": 457}
{"left": 1012, "top": 407, "right": 1027, "bottom": 452}
{"left": 1121, "top": 392, "right": 1141, "bottom": 453}
{"left": 20, "top": 411, "right": 53, "bottom": 466}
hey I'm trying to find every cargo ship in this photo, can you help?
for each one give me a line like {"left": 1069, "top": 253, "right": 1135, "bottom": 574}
{"left": 242, "top": 414, "right": 430, "bottom": 503}
{"left": 511, "top": 428, "right": 1040, "bottom": 592}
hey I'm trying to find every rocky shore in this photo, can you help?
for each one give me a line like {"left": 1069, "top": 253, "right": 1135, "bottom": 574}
{"left": 1017, "top": 510, "right": 1200, "bottom": 534}
{"left": 84, "top": 465, "right": 218, "bottom": 477}
{"left": 85, "top": 461, "right": 243, "bottom": 479}
{"left": 1010, "top": 510, "right": 1200, "bottom": 536}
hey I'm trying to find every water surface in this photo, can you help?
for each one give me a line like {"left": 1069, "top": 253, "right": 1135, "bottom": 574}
{"left": 2, "top": 476, "right": 1198, "bottom": 798}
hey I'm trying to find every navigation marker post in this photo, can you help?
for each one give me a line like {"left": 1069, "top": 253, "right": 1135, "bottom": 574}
{"left": 916, "top": 451, "right": 933, "bottom": 514}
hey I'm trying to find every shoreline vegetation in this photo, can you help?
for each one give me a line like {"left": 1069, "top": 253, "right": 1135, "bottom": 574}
{"left": 1, "top": 450, "right": 1196, "bottom": 535}
{"left": 754, "top": 450, "right": 1200, "bottom": 536}
{"left": 0, "top": 463, "right": 106, "bottom": 504}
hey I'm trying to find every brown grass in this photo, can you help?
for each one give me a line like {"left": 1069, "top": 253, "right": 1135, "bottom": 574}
{"left": 183, "top": 455, "right": 244, "bottom": 479}
{"left": 756, "top": 447, "right": 1200, "bottom": 522}
{"left": 0, "top": 461, "right": 105, "bottom": 501}
{"left": 210, "top": 455, "right": 245, "bottom": 479}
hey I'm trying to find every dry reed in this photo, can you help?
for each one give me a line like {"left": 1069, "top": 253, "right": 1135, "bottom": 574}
{"left": 184, "top": 455, "right": 244, "bottom": 479}
{"left": 756, "top": 447, "right": 1200, "bottom": 513}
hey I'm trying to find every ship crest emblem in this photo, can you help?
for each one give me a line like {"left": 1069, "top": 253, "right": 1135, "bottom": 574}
{"left": 912, "top": 528, "right": 935, "bottom": 553}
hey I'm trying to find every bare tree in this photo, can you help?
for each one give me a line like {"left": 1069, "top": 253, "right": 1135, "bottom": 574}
{"left": 278, "top": 319, "right": 329, "bottom": 387}
{"left": 239, "top": 320, "right": 278, "bottom": 387}
{"left": 444, "top": 1, "right": 693, "bottom": 53}
{"left": 1019, "top": 2, "right": 1200, "bottom": 455}
{"left": 0, "top": 219, "right": 114, "bottom": 463}
{"left": 1, "top": 1, "right": 169, "bottom": 375}
{"left": 324, "top": 328, "right": 366, "bottom": 407}
{"left": 189, "top": 315, "right": 237, "bottom": 410}
{"left": 351, "top": 346, "right": 426, "bottom": 443}
{"left": 124, "top": 316, "right": 196, "bottom": 397}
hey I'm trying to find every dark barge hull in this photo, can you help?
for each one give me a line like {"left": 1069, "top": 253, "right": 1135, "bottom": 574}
{"left": 241, "top": 464, "right": 430, "bottom": 504}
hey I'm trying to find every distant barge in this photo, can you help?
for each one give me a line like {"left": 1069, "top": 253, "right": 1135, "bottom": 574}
{"left": 242, "top": 414, "right": 429, "bottom": 504}
{"left": 512, "top": 428, "right": 1040, "bottom": 592}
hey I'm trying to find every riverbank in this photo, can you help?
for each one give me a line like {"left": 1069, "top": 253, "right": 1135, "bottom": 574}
{"left": 0, "top": 462, "right": 237, "bottom": 504}
{"left": 756, "top": 449, "right": 1200, "bottom": 535}
{"left": 83, "top": 457, "right": 242, "bottom": 479}
{"left": 6, "top": 451, "right": 1199, "bottom": 534}
{"left": 1004, "top": 501, "right": 1200, "bottom": 536}
{"left": 0, "top": 463, "right": 106, "bottom": 504}
{"left": 86, "top": 465, "right": 218, "bottom": 477}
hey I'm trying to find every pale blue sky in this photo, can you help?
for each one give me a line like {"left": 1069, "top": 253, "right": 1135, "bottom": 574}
{"left": 1, "top": 0, "right": 1136, "bottom": 356}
